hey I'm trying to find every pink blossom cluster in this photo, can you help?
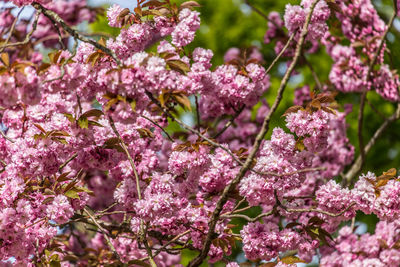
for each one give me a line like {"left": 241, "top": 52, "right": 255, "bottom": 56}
{"left": 284, "top": 0, "right": 330, "bottom": 41}
{"left": 325, "top": 0, "right": 400, "bottom": 101}
{"left": 320, "top": 221, "right": 400, "bottom": 266}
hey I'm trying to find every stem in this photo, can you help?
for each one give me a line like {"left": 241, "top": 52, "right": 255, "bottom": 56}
{"left": 351, "top": 11, "right": 396, "bottom": 183}
{"left": 84, "top": 207, "right": 121, "bottom": 261}
{"left": 32, "top": 3, "right": 122, "bottom": 66}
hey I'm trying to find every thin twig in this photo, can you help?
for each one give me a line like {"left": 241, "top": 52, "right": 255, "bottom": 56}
{"left": 59, "top": 153, "right": 78, "bottom": 172}
{"left": 195, "top": 95, "right": 201, "bottom": 131}
{"left": 357, "top": 11, "right": 396, "bottom": 177}
{"left": 213, "top": 105, "right": 245, "bottom": 139}
{"left": 302, "top": 54, "right": 322, "bottom": 91}
{"left": 108, "top": 116, "right": 142, "bottom": 200}
{"left": 145, "top": 90, "right": 244, "bottom": 167}
{"left": 222, "top": 210, "right": 274, "bottom": 222}
{"left": 285, "top": 202, "right": 356, "bottom": 218}
{"left": 345, "top": 103, "right": 400, "bottom": 183}
{"left": 187, "top": 2, "right": 320, "bottom": 266}
{"left": 366, "top": 97, "right": 387, "bottom": 120}
{"left": 140, "top": 114, "right": 174, "bottom": 142}
{"left": 0, "top": 7, "right": 25, "bottom": 53}
{"left": 32, "top": 3, "right": 122, "bottom": 66}
{"left": 0, "top": 9, "right": 40, "bottom": 52}
{"left": 108, "top": 116, "right": 157, "bottom": 267}
{"left": 84, "top": 207, "right": 121, "bottom": 261}
{"left": 0, "top": 130, "right": 15, "bottom": 143}
{"left": 243, "top": 0, "right": 269, "bottom": 21}
{"left": 265, "top": 33, "right": 295, "bottom": 74}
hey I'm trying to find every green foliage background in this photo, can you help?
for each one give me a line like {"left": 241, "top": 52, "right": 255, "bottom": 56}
{"left": 89, "top": 0, "right": 400, "bottom": 264}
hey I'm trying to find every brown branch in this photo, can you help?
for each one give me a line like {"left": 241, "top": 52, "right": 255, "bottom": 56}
{"left": 58, "top": 152, "right": 78, "bottom": 172}
{"left": 108, "top": 116, "right": 142, "bottom": 200}
{"left": 345, "top": 103, "right": 400, "bottom": 183}
{"left": 222, "top": 209, "right": 274, "bottom": 222}
{"left": 0, "top": 129, "right": 15, "bottom": 143}
{"left": 108, "top": 116, "right": 157, "bottom": 267}
{"left": 0, "top": 7, "right": 25, "bottom": 53}
{"left": 346, "top": 12, "right": 396, "bottom": 182}
{"left": 84, "top": 207, "right": 121, "bottom": 261}
{"left": 140, "top": 114, "right": 174, "bottom": 142}
{"left": 212, "top": 105, "right": 245, "bottom": 139}
{"left": 0, "top": 9, "right": 40, "bottom": 52}
{"left": 302, "top": 54, "right": 322, "bottom": 91}
{"left": 145, "top": 90, "right": 245, "bottom": 167}
{"left": 285, "top": 202, "right": 356, "bottom": 218}
{"left": 187, "top": 1, "right": 321, "bottom": 266}
{"left": 32, "top": 3, "right": 122, "bottom": 66}
{"left": 265, "top": 33, "right": 295, "bottom": 74}
{"left": 356, "top": 11, "right": 396, "bottom": 178}
{"left": 195, "top": 95, "right": 201, "bottom": 131}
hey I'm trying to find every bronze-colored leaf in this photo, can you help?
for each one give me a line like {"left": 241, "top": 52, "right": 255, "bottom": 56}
{"left": 0, "top": 52, "right": 10, "bottom": 67}
{"left": 142, "top": 0, "right": 165, "bottom": 8}
{"left": 134, "top": 6, "right": 143, "bottom": 16}
{"left": 258, "top": 263, "right": 277, "bottom": 267}
{"left": 142, "top": 9, "right": 164, "bottom": 16}
{"left": 280, "top": 255, "right": 306, "bottom": 264}
{"left": 375, "top": 179, "right": 389, "bottom": 188}
{"left": 308, "top": 216, "right": 325, "bottom": 226}
{"left": 383, "top": 168, "right": 396, "bottom": 177}
{"left": 180, "top": 1, "right": 201, "bottom": 10}
{"left": 37, "top": 63, "right": 51, "bottom": 75}
{"left": 117, "top": 8, "right": 130, "bottom": 21}
{"left": 137, "top": 128, "right": 155, "bottom": 139}
{"left": 310, "top": 99, "right": 322, "bottom": 110}
{"left": 49, "top": 50, "right": 62, "bottom": 64}
{"left": 33, "top": 123, "right": 46, "bottom": 133}
{"left": 174, "top": 93, "right": 192, "bottom": 111}
{"left": 282, "top": 105, "right": 303, "bottom": 117}
{"left": 81, "top": 109, "right": 104, "bottom": 119}
{"left": 167, "top": 60, "right": 190, "bottom": 74}
{"left": 98, "top": 37, "right": 107, "bottom": 47}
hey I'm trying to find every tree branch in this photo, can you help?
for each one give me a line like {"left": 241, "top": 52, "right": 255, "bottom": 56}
{"left": 356, "top": 11, "right": 396, "bottom": 177}
{"left": 84, "top": 207, "right": 121, "bottom": 261}
{"left": 345, "top": 103, "right": 400, "bottom": 183}
{"left": 32, "top": 3, "right": 122, "bottom": 66}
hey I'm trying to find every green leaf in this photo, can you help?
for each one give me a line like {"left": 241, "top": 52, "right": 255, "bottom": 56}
{"left": 64, "top": 189, "right": 80, "bottom": 199}
{"left": 77, "top": 116, "right": 89, "bottom": 129}
{"left": 81, "top": 109, "right": 104, "bottom": 118}
{"left": 130, "top": 100, "right": 136, "bottom": 111}
{"left": 63, "top": 113, "right": 76, "bottom": 124}
{"left": 88, "top": 120, "right": 104, "bottom": 127}
{"left": 49, "top": 260, "right": 61, "bottom": 267}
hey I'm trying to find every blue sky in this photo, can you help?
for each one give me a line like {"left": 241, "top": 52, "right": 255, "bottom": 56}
{"left": 88, "top": 0, "right": 137, "bottom": 8}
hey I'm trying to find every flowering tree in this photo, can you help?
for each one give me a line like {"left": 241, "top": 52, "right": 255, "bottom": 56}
{"left": 1, "top": 0, "right": 400, "bottom": 266}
